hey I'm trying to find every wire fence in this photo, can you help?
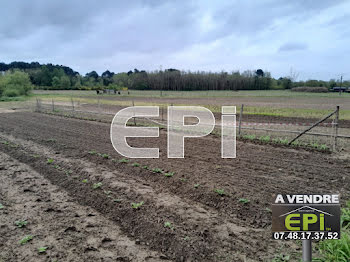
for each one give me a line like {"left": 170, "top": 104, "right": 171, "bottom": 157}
{"left": 33, "top": 97, "right": 350, "bottom": 152}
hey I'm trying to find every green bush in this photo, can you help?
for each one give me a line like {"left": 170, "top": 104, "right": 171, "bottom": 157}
{"left": 0, "top": 70, "right": 33, "bottom": 97}
{"left": 2, "top": 88, "right": 20, "bottom": 97}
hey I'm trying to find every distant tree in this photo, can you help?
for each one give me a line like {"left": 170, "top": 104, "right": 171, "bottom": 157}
{"left": 101, "top": 70, "right": 114, "bottom": 78}
{"left": 256, "top": 69, "right": 264, "bottom": 77}
{"left": 86, "top": 71, "right": 99, "bottom": 80}
{"left": 52, "top": 76, "right": 60, "bottom": 88}
{"left": 59, "top": 75, "right": 71, "bottom": 89}
{"left": 281, "top": 77, "right": 292, "bottom": 89}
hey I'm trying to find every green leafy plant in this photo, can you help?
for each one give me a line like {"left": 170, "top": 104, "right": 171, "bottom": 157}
{"left": 0, "top": 203, "right": 4, "bottom": 209}
{"left": 142, "top": 165, "right": 149, "bottom": 169}
{"left": 101, "top": 153, "right": 110, "bottom": 159}
{"left": 239, "top": 198, "right": 250, "bottom": 204}
{"left": 92, "top": 182, "right": 102, "bottom": 189}
{"left": 15, "top": 220, "right": 28, "bottom": 228}
{"left": 119, "top": 158, "right": 129, "bottom": 163}
{"left": 47, "top": 158, "right": 54, "bottom": 164}
{"left": 341, "top": 201, "right": 350, "bottom": 229}
{"left": 132, "top": 163, "right": 140, "bottom": 167}
{"left": 132, "top": 201, "right": 144, "bottom": 209}
{"left": 19, "top": 235, "right": 33, "bottom": 245}
{"left": 88, "top": 150, "right": 97, "bottom": 155}
{"left": 214, "top": 188, "right": 226, "bottom": 196}
{"left": 259, "top": 135, "right": 270, "bottom": 142}
{"left": 315, "top": 233, "right": 350, "bottom": 262}
{"left": 272, "top": 138, "right": 289, "bottom": 145}
{"left": 38, "top": 246, "right": 48, "bottom": 253}
{"left": 164, "top": 172, "right": 174, "bottom": 177}
{"left": 164, "top": 222, "right": 174, "bottom": 230}
{"left": 243, "top": 134, "right": 256, "bottom": 140}
{"left": 82, "top": 179, "right": 88, "bottom": 183}
{"left": 152, "top": 168, "right": 163, "bottom": 174}
{"left": 271, "top": 253, "right": 290, "bottom": 261}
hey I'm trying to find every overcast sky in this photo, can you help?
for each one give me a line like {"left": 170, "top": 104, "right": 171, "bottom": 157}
{"left": 1, "top": 0, "right": 349, "bottom": 80}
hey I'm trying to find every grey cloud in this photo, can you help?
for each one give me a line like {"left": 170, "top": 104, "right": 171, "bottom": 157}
{"left": 278, "top": 42, "right": 308, "bottom": 52}
{"left": 0, "top": 0, "right": 349, "bottom": 79}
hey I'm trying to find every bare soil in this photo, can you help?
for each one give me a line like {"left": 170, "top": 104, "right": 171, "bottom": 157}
{"left": 0, "top": 112, "right": 349, "bottom": 261}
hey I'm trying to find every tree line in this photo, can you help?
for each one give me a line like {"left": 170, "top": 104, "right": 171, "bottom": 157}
{"left": 0, "top": 61, "right": 348, "bottom": 92}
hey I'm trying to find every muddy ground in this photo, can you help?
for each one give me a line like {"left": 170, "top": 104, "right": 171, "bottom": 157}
{"left": 0, "top": 112, "right": 349, "bottom": 261}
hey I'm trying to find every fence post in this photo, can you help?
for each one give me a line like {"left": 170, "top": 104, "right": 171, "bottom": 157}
{"left": 333, "top": 106, "right": 339, "bottom": 151}
{"left": 238, "top": 104, "right": 244, "bottom": 136}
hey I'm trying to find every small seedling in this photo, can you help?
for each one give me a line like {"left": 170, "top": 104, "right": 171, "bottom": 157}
{"left": 142, "top": 165, "right": 149, "bottom": 169}
{"left": 132, "top": 201, "right": 144, "bottom": 209}
{"left": 15, "top": 220, "right": 28, "bottom": 228}
{"left": 1, "top": 141, "right": 9, "bottom": 145}
{"left": 92, "top": 182, "right": 103, "bottom": 189}
{"left": 0, "top": 203, "right": 4, "bottom": 209}
{"left": 19, "top": 235, "right": 33, "bottom": 245}
{"left": 119, "top": 158, "right": 129, "bottom": 163}
{"left": 194, "top": 184, "right": 200, "bottom": 188}
{"left": 152, "top": 168, "right": 163, "bottom": 173}
{"left": 65, "top": 170, "right": 73, "bottom": 175}
{"left": 88, "top": 150, "right": 97, "bottom": 155}
{"left": 38, "top": 246, "right": 48, "bottom": 253}
{"left": 214, "top": 189, "right": 226, "bottom": 196}
{"left": 239, "top": 198, "right": 250, "bottom": 204}
{"left": 164, "top": 222, "right": 174, "bottom": 230}
{"left": 112, "top": 159, "right": 117, "bottom": 162}
{"left": 47, "top": 158, "right": 54, "bottom": 164}
{"left": 45, "top": 138, "right": 56, "bottom": 143}
{"left": 164, "top": 172, "right": 174, "bottom": 177}
{"left": 180, "top": 178, "right": 187, "bottom": 182}
{"left": 183, "top": 236, "right": 190, "bottom": 241}
{"left": 104, "top": 190, "right": 111, "bottom": 195}
{"left": 31, "top": 154, "right": 40, "bottom": 158}
{"left": 132, "top": 163, "right": 140, "bottom": 167}
{"left": 53, "top": 165, "right": 60, "bottom": 169}
{"left": 82, "top": 179, "right": 88, "bottom": 183}
{"left": 265, "top": 207, "right": 272, "bottom": 213}
{"left": 101, "top": 153, "right": 110, "bottom": 159}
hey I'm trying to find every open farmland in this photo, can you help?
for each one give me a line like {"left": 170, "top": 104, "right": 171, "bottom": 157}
{"left": 0, "top": 111, "right": 349, "bottom": 261}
